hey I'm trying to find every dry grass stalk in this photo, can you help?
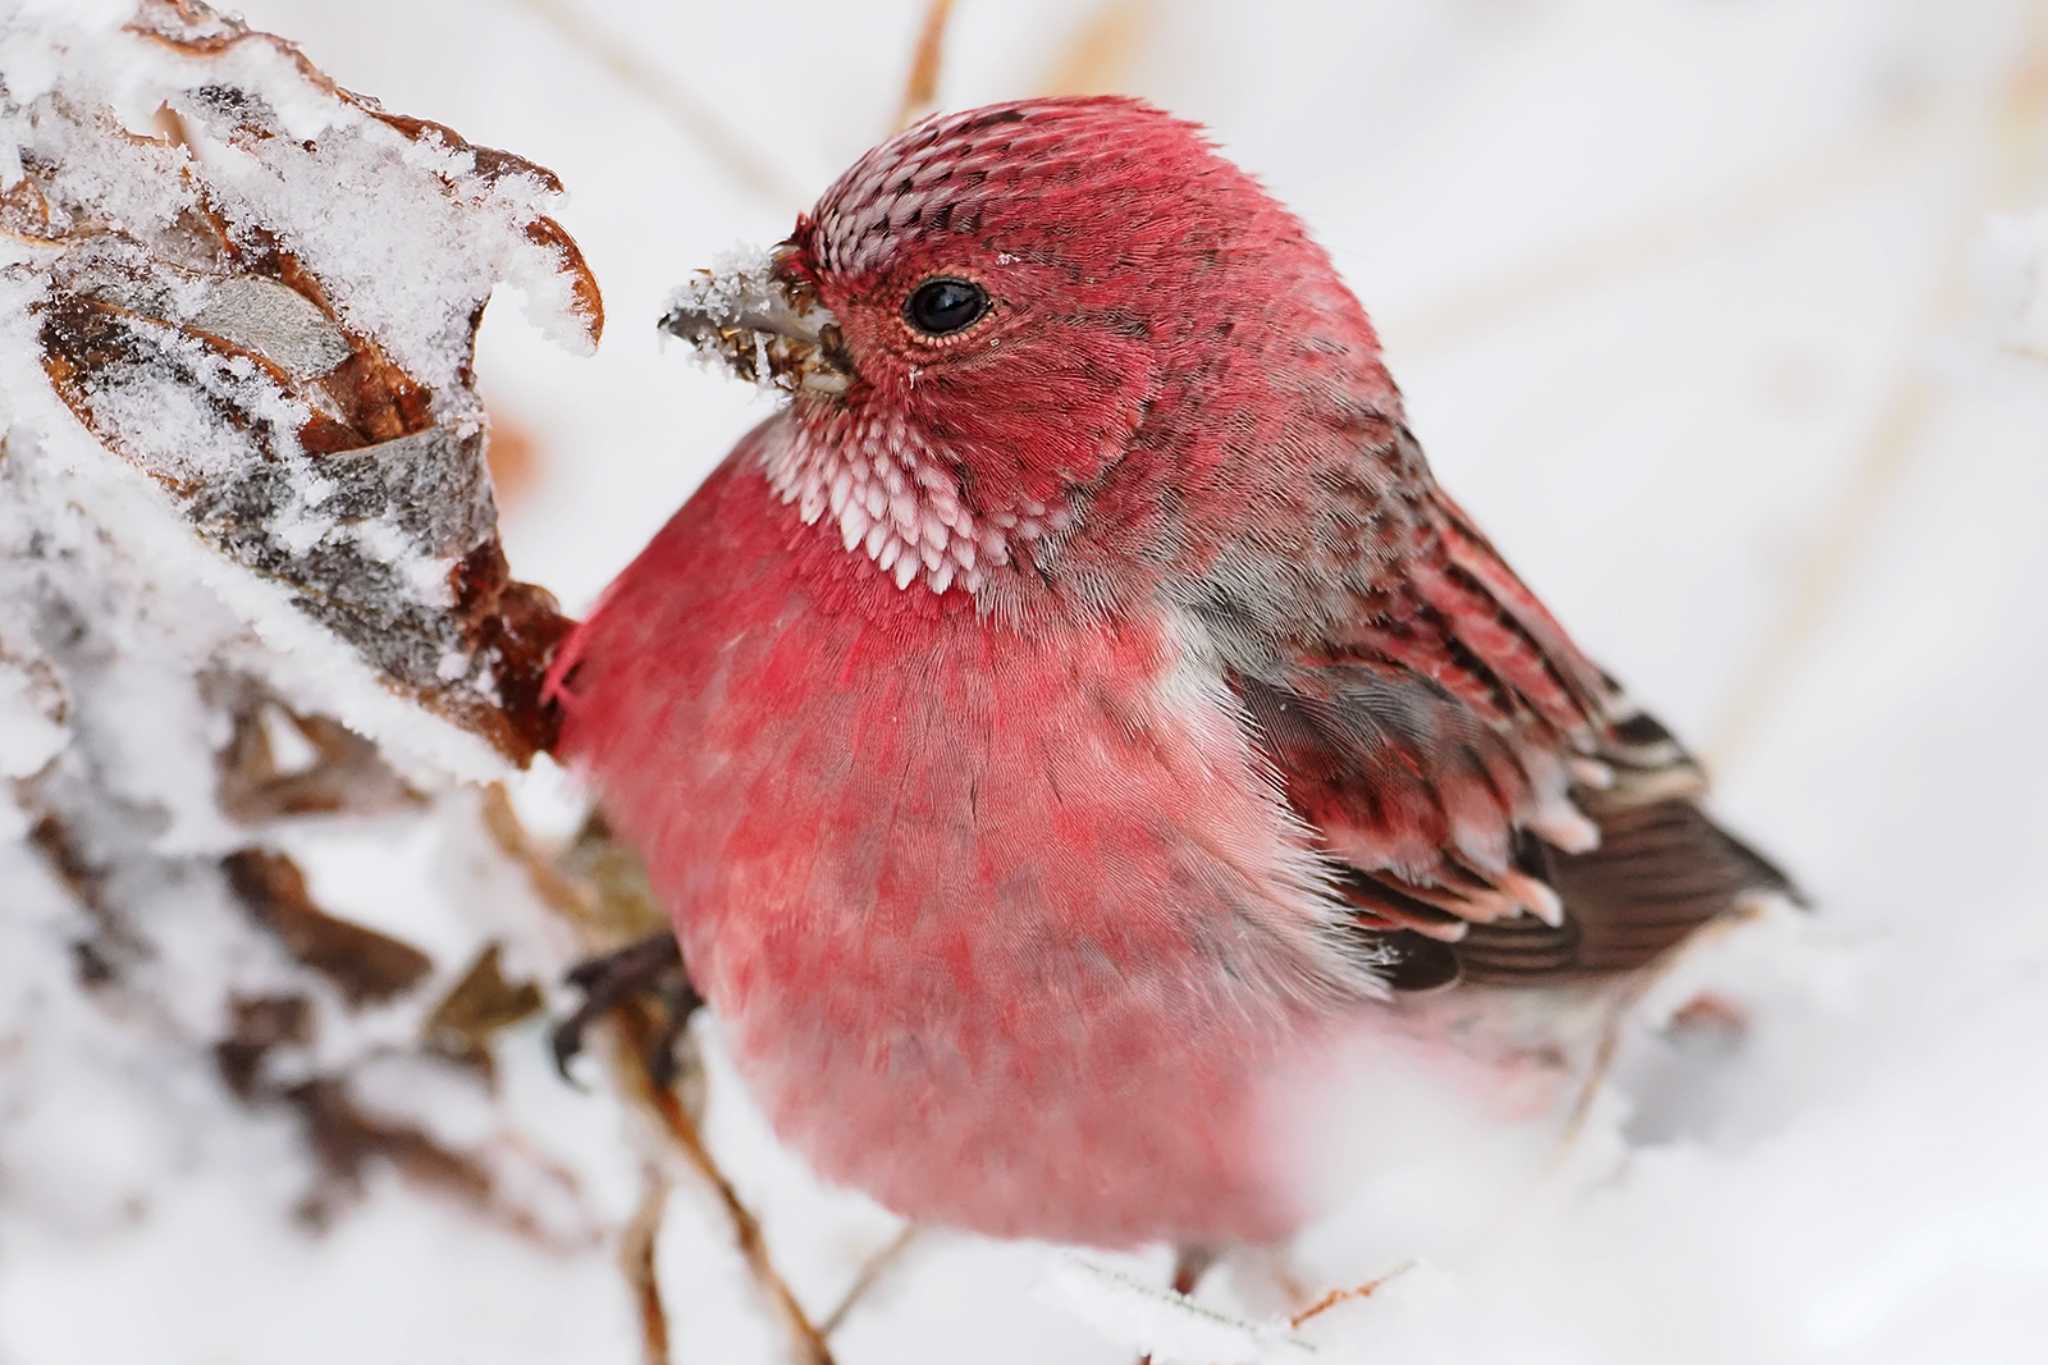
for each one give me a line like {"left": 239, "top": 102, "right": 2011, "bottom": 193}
{"left": 1288, "top": 1260, "right": 1416, "bottom": 1329}
{"left": 1035, "top": 0, "right": 1160, "bottom": 97}
{"left": 819, "top": 1223, "right": 923, "bottom": 1337}
{"left": 895, "top": 0, "right": 956, "bottom": 131}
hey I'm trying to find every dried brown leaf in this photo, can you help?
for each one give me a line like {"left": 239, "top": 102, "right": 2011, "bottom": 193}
{"left": 223, "top": 848, "right": 434, "bottom": 1005}
{"left": 216, "top": 692, "right": 422, "bottom": 822}
{"left": 424, "top": 941, "right": 546, "bottom": 1072}
{"left": 17, "top": 0, "right": 595, "bottom": 766}
{"left": 213, "top": 992, "right": 316, "bottom": 1099}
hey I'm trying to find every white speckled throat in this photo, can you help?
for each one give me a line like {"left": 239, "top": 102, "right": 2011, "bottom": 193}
{"left": 762, "top": 405, "right": 1071, "bottom": 598}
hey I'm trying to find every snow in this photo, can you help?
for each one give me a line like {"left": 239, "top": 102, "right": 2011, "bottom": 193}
{"left": 1038, "top": 1254, "right": 1315, "bottom": 1364}
{"left": 6, "top": 1, "right": 2048, "bottom": 1364}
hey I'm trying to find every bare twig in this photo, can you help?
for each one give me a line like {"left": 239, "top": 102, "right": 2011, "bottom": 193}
{"left": 820, "top": 1223, "right": 923, "bottom": 1337}
{"left": 1288, "top": 1260, "right": 1415, "bottom": 1328}
{"left": 623, "top": 1163, "right": 674, "bottom": 1365}
{"left": 507, "top": 0, "right": 808, "bottom": 207}
{"left": 479, "top": 783, "right": 599, "bottom": 925}
{"left": 894, "top": 0, "right": 955, "bottom": 132}
{"left": 479, "top": 786, "right": 834, "bottom": 1365}
{"left": 613, "top": 1001, "right": 836, "bottom": 1365}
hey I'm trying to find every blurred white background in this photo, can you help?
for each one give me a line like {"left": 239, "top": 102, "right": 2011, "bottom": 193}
{"left": 254, "top": 0, "right": 2048, "bottom": 896}
{"left": 10, "top": 1, "right": 2047, "bottom": 1361}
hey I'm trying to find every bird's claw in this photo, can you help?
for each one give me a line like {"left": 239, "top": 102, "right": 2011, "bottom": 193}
{"left": 549, "top": 931, "right": 699, "bottom": 1086}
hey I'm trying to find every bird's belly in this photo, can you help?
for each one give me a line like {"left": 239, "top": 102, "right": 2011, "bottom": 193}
{"left": 667, "top": 632, "right": 1335, "bottom": 1247}
{"left": 558, "top": 476, "right": 1363, "bottom": 1245}
{"left": 702, "top": 895, "right": 1308, "bottom": 1247}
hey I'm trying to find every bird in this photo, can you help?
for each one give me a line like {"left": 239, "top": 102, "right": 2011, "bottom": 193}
{"left": 544, "top": 96, "right": 1794, "bottom": 1263}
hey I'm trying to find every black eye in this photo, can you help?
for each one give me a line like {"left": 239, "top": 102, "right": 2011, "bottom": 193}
{"left": 905, "top": 277, "right": 989, "bottom": 336}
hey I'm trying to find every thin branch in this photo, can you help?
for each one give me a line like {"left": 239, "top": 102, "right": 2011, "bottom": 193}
{"left": 478, "top": 783, "right": 600, "bottom": 925}
{"left": 478, "top": 787, "right": 834, "bottom": 1365}
{"left": 1288, "top": 1260, "right": 1414, "bottom": 1329}
{"left": 623, "top": 1163, "right": 674, "bottom": 1365}
{"left": 612, "top": 1001, "right": 836, "bottom": 1365}
{"left": 819, "top": 1223, "right": 923, "bottom": 1337}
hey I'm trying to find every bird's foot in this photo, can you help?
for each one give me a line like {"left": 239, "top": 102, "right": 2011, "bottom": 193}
{"left": 550, "top": 931, "right": 700, "bottom": 1086}
{"left": 1171, "top": 1245, "right": 1218, "bottom": 1297}
{"left": 1136, "top": 1247, "right": 1221, "bottom": 1364}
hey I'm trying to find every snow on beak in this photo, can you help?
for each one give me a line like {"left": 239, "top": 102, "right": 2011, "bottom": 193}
{"left": 659, "top": 244, "right": 853, "bottom": 397}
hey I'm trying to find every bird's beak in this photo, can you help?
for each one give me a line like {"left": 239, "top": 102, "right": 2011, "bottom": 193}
{"left": 658, "top": 245, "right": 853, "bottom": 396}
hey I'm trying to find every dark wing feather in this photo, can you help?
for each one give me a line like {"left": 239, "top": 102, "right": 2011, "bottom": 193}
{"left": 1204, "top": 426, "right": 1796, "bottom": 992}
{"left": 1457, "top": 800, "right": 1799, "bottom": 982}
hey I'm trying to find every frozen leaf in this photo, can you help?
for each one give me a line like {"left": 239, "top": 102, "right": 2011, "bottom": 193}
{"left": 0, "top": 2, "right": 627, "bottom": 1327}
{"left": 3, "top": 0, "right": 601, "bottom": 767}
{"left": 222, "top": 847, "right": 434, "bottom": 1005}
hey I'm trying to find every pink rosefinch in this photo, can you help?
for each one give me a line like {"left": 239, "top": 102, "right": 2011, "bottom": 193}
{"left": 547, "top": 98, "right": 1791, "bottom": 1254}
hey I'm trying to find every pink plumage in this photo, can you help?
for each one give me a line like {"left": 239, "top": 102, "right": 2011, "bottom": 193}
{"left": 549, "top": 98, "right": 1791, "bottom": 1251}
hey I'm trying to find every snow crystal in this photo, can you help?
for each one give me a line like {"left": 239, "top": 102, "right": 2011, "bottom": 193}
{"left": 661, "top": 242, "right": 806, "bottom": 392}
{"left": 664, "top": 242, "right": 784, "bottom": 325}
{"left": 179, "top": 105, "right": 582, "bottom": 409}
{"left": 24, "top": 99, "right": 199, "bottom": 237}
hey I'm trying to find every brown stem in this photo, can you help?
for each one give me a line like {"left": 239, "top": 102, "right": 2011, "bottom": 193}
{"left": 479, "top": 785, "right": 833, "bottom": 1364}
{"left": 623, "top": 1162, "right": 673, "bottom": 1365}
{"left": 612, "top": 1002, "right": 835, "bottom": 1365}
{"left": 1288, "top": 1260, "right": 1415, "bottom": 1329}
{"left": 819, "top": 1223, "right": 923, "bottom": 1337}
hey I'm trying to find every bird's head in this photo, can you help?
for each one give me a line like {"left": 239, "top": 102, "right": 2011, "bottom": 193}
{"left": 662, "top": 97, "right": 1399, "bottom": 608}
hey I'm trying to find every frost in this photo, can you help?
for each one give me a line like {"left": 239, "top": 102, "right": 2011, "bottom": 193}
{"left": 660, "top": 241, "right": 847, "bottom": 395}
{"left": 664, "top": 242, "right": 784, "bottom": 329}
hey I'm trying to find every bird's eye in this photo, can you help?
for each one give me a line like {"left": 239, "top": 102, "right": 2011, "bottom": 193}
{"left": 904, "top": 277, "right": 989, "bottom": 337}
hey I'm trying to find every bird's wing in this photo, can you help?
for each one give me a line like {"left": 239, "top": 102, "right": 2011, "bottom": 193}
{"left": 1192, "top": 427, "right": 1797, "bottom": 992}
